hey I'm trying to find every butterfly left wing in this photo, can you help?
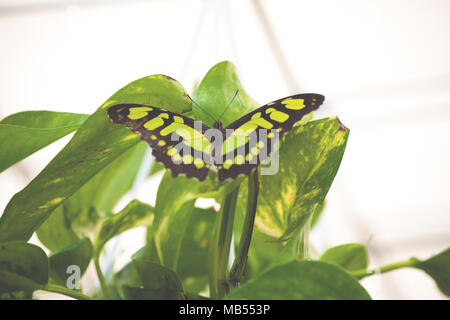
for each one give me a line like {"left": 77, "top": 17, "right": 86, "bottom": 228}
{"left": 217, "top": 93, "right": 324, "bottom": 181}
{"left": 107, "top": 104, "right": 213, "bottom": 181}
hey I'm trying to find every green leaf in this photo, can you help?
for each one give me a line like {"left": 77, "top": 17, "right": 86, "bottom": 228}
{"left": 133, "top": 259, "right": 183, "bottom": 292}
{"left": 48, "top": 238, "right": 93, "bottom": 286}
{"left": 415, "top": 247, "right": 450, "bottom": 297}
{"left": 130, "top": 259, "right": 184, "bottom": 300}
{"left": 66, "top": 142, "right": 148, "bottom": 214}
{"left": 0, "top": 111, "right": 89, "bottom": 173}
{"left": 35, "top": 205, "right": 80, "bottom": 253}
{"left": 193, "top": 61, "right": 259, "bottom": 127}
{"left": 149, "top": 158, "right": 165, "bottom": 176}
{"left": 121, "top": 285, "right": 184, "bottom": 300}
{"left": 133, "top": 236, "right": 211, "bottom": 296}
{"left": 110, "top": 244, "right": 170, "bottom": 299}
{"left": 95, "top": 200, "right": 154, "bottom": 254}
{"left": 153, "top": 199, "right": 197, "bottom": 270}
{"left": 182, "top": 276, "right": 209, "bottom": 295}
{"left": 321, "top": 243, "right": 369, "bottom": 271}
{"left": 244, "top": 230, "right": 285, "bottom": 279}
{"left": 183, "top": 292, "right": 210, "bottom": 300}
{"left": 151, "top": 171, "right": 240, "bottom": 270}
{"left": 268, "top": 226, "right": 308, "bottom": 269}
{"left": 177, "top": 207, "right": 216, "bottom": 279}
{"left": 70, "top": 207, "right": 102, "bottom": 243}
{"left": 256, "top": 117, "right": 349, "bottom": 240}
{"left": 0, "top": 74, "right": 191, "bottom": 242}
{"left": 0, "top": 241, "right": 49, "bottom": 294}
{"left": 225, "top": 260, "right": 371, "bottom": 300}
{"left": 110, "top": 262, "right": 141, "bottom": 299}
{"left": 37, "top": 140, "right": 147, "bottom": 252}
{"left": 149, "top": 172, "right": 202, "bottom": 270}
{"left": 0, "top": 291, "right": 33, "bottom": 300}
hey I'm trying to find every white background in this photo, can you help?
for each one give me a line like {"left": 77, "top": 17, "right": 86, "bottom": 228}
{"left": 0, "top": 0, "right": 449, "bottom": 299}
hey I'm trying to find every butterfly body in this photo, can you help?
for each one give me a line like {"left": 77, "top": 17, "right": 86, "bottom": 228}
{"left": 212, "top": 121, "right": 224, "bottom": 131}
{"left": 107, "top": 93, "right": 324, "bottom": 181}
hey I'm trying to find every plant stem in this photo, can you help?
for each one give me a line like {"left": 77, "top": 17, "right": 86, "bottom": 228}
{"left": 350, "top": 258, "right": 420, "bottom": 279}
{"left": 229, "top": 171, "right": 259, "bottom": 285}
{"left": 43, "top": 284, "right": 93, "bottom": 300}
{"left": 209, "top": 185, "right": 240, "bottom": 299}
{"left": 93, "top": 254, "right": 112, "bottom": 299}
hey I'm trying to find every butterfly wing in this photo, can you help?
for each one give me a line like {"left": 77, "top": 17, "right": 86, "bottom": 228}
{"left": 217, "top": 93, "right": 324, "bottom": 181}
{"left": 107, "top": 104, "right": 213, "bottom": 181}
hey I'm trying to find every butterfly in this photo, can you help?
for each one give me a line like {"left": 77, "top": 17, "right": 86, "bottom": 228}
{"left": 107, "top": 93, "right": 324, "bottom": 181}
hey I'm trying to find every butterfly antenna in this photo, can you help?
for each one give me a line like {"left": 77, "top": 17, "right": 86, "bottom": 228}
{"left": 218, "top": 89, "right": 239, "bottom": 122}
{"left": 186, "top": 94, "right": 216, "bottom": 122}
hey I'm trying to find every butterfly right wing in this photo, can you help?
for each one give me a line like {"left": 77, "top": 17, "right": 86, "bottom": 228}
{"left": 217, "top": 93, "right": 324, "bottom": 181}
{"left": 107, "top": 104, "right": 213, "bottom": 181}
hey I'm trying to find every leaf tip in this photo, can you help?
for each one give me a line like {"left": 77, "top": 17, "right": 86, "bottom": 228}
{"left": 336, "top": 116, "right": 350, "bottom": 131}
{"left": 336, "top": 116, "right": 349, "bottom": 132}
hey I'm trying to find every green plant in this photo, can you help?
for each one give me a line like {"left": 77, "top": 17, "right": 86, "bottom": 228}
{"left": 0, "top": 61, "right": 448, "bottom": 300}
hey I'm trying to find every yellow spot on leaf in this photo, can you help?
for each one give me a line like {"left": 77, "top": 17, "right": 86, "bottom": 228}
{"left": 39, "top": 197, "right": 64, "bottom": 209}
{"left": 50, "top": 177, "right": 63, "bottom": 184}
{"left": 158, "top": 140, "right": 166, "bottom": 146}
{"left": 122, "top": 133, "right": 138, "bottom": 141}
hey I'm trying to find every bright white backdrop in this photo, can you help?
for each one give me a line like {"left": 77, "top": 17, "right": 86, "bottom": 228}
{"left": 0, "top": 0, "right": 449, "bottom": 299}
